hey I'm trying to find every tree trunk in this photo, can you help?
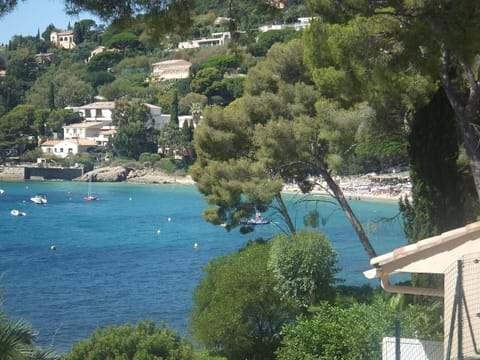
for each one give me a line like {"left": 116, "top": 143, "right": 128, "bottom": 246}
{"left": 275, "top": 193, "right": 296, "bottom": 235}
{"left": 459, "top": 114, "right": 480, "bottom": 199}
{"left": 440, "top": 49, "right": 480, "bottom": 200}
{"left": 316, "top": 160, "right": 377, "bottom": 259}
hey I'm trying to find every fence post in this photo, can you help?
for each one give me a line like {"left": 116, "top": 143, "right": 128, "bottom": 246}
{"left": 395, "top": 319, "right": 401, "bottom": 360}
{"left": 457, "top": 260, "right": 463, "bottom": 360}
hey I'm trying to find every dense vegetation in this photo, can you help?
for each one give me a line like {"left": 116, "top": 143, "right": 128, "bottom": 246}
{"left": 1, "top": 0, "right": 479, "bottom": 358}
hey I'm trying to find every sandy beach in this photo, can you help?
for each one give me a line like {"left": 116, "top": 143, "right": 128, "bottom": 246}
{"left": 136, "top": 170, "right": 411, "bottom": 202}
{"left": 282, "top": 173, "right": 411, "bottom": 203}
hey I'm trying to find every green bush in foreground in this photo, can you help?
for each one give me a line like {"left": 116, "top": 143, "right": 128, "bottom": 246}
{"left": 277, "top": 301, "right": 387, "bottom": 360}
{"left": 269, "top": 230, "right": 340, "bottom": 309}
{"left": 190, "top": 240, "right": 298, "bottom": 360}
{"left": 62, "top": 320, "right": 194, "bottom": 360}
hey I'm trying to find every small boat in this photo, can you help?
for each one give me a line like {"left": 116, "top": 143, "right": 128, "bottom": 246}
{"left": 85, "top": 177, "right": 99, "bottom": 201}
{"left": 0, "top": 189, "right": 4, "bottom": 195}
{"left": 84, "top": 195, "right": 99, "bottom": 201}
{"left": 30, "top": 194, "right": 48, "bottom": 204}
{"left": 11, "top": 209, "right": 26, "bottom": 216}
{"left": 242, "top": 212, "right": 271, "bottom": 225}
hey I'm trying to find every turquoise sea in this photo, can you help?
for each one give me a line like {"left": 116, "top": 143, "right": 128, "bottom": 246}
{"left": 0, "top": 181, "right": 406, "bottom": 354}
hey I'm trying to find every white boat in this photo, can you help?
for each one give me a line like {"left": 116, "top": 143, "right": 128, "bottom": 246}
{"left": 242, "top": 212, "right": 271, "bottom": 225}
{"left": 11, "top": 209, "right": 26, "bottom": 216}
{"left": 30, "top": 194, "right": 47, "bottom": 204}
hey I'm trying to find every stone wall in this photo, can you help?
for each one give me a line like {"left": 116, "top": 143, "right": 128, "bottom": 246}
{"left": 0, "top": 166, "right": 83, "bottom": 181}
{"left": 0, "top": 166, "right": 25, "bottom": 180}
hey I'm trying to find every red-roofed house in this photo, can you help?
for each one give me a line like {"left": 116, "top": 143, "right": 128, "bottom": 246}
{"left": 41, "top": 139, "right": 98, "bottom": 158}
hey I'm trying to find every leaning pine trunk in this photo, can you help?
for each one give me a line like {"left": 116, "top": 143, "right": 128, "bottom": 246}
{"left": 275, "top": 193, "right": 296, "bottom": 235}
{"left": 316, "top": 159, "right": 377, "bottom": 259}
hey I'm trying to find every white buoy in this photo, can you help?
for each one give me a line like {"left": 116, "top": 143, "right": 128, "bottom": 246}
{"left": 50, "top": 245, "right": 56, "bottom": 251}
{"left": 194, "top": 242, "right": 198, "bottom": 249}
{"left": 157, "top": 229, "right": 161, "bottom": 234}
{"left": 167, "top": 217, "right": 172, "bottom": 222}
{"left": 129, "top": 197, "right": 132, "bottom": 201}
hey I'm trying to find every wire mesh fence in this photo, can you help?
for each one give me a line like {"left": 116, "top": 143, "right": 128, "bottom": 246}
{"left": 382, "top": 336, "right": 443, "bottom": 359}
{"left": 383, "top": 252, "right": 480, "bottom": 360}
{"left": 444, "top": 253, "right": 480, "bottom": 360}
{"left": 382, "top": 320, "right": 443, "bottom": 360}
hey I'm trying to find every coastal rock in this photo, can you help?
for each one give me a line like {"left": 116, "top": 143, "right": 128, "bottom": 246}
{"left": 75, "top": 166, "right": 194, "bottom": 185}
{"left": 75, "top": 166, "right": 129, "bottom": 182}
{"left": 126, "top": 168, "right": 194, "bottom": 184}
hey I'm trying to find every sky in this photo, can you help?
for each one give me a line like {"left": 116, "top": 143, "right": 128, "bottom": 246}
{"left": 0, "top": 0, "right": 102, "bottom": 45}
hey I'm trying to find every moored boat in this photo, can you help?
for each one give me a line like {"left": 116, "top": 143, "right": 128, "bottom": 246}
{"left": 30, "top": 194, "right": 47, "bottom": 204}
{"left": 85, "top": 177, "right": 99, "bottom": 201}
{"left": 84, "top": 195, "right": 99, "bottom": 201}
{"left": 242, "top": 212, "right": 271, "bottom": 225}
{"left": 11, "top": 209, "right": 26, "bottom": 216}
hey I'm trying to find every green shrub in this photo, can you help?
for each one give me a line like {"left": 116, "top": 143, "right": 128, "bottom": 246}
{"left": 139, "top": 152, "right": 162, "bottom": 163}
{"left": 62, "top": 320, "right": 194, "bottom": 360}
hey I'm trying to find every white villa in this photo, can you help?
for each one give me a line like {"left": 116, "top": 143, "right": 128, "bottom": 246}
{"left": 150, "top": 59, "right": 192, "bottom": 82}
{"left": 50, "top": 31, "right": 76, "bottom": 49}
{"left": 178, "top": 32, "right": 230, "bottom": 49}
{"left": 40, "top": 139, "right": 98, "bottom": 158}
{"left": 72, "top": 101, "right": 116, "bottom": 125}
{"left": 63, "top": 121, "right": 111, "bottom": 147}
{"left": 41, "top": 101, "right": 170, "bottom": 158}
{"left": 258, "top": 17, "right": 314, "bottom": 32}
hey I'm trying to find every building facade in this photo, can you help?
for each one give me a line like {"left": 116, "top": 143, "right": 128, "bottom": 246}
{"left": 50, "top": 31, "right": 76, "bottom": 49}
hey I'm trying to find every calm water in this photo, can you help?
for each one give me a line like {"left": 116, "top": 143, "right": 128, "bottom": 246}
{"left": 0, "top": 181, "right": 406, "bottom": 354}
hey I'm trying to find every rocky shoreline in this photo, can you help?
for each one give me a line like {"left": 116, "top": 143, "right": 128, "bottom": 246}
{"left": 74, "top": 166, "right": 195, "bottom": 185}
{"left": 0, "top": 164, "right": 410, "bottom": 201}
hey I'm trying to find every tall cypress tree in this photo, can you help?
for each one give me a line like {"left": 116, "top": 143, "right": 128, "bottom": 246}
{"left": 399, "top": 88, "right": 475, "bottom": 291}
{"left": 48, "top": 82, "right": 55, "bottom": 110}
{"left": 400, "top": 88, "right": 465, "bottom": 242}
{"left": 170, "top": 91, "right": 179, "bottom": 127}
